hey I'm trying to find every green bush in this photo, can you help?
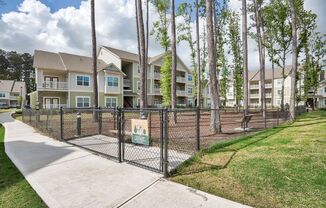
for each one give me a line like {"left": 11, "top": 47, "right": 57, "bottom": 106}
{"left": 15, "top": 109, "right": 22, "bottom": 114}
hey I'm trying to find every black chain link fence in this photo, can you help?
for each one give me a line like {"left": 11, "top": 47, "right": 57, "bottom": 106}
{"left": 22, "top": 105, "right": 306, "bottom": 176}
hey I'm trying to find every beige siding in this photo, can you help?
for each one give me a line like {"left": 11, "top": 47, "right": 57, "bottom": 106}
{"left": 98, "top": 48, "right": 121, "bottom": 69}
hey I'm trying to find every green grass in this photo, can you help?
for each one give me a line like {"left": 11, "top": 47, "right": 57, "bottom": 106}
{"left": 0, "top": 125, "right": 46, "bottom": 207}
{"left": 171, "top": 110, "right": 326, "bottom": 208}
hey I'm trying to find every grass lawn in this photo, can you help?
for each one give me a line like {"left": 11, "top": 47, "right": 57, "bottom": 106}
{"left": 171, "top": 110, "right": 326, "bottom": 208}
{"left": 0, "top": 124, "right": 46, "bottom": 207}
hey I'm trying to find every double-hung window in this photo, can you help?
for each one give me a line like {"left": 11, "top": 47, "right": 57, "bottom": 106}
{"left": 76, "top": 96, "right": 90, "bottom": 108}
{"left": 106, "top": 97, "right": 117, "bottom": 108}
{"left": 107, "top": 77, "right": 119, "bottom": 87}
{"left": 0, "top": 92, "right": 5, "bottom": 98}
{"left": 188, "top": 87, "right": 193, "bottom": 95}
{"left": 77, "top": 75, "right": 90, "bottom": 86}
{"left": 188, "top": 75, "right": 192, "bottom": 81}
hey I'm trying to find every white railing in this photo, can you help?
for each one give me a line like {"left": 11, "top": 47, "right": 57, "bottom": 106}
{"left": 176, "top": 77, "right": 186, "bottom": 83}
{"left": 123, "top": 79, "right": 131, "bottom": 88}
{"left": 10, "top": 96, "right": 18, "bottom": 100}
{"left": 40, "top": 81, "right": 68, "bottom": 90}
{"left": 154, "top": 73, "right": 161, "bottom": 79}
{"left": 43, "top": 104, "right": 67, "bottom": 109}
{"left": 265, "top": 83, "right": 272, "bottom": 88}
{"left": 177, "top": 103, "right": 187, "bottom": 107}
{"left": 153, "top": 88, "right": 161, "bottom": 94}
{"left": 177, "top": 90, "right": 186, "bottom": 96}
{"left": 250, "top": 94, "right": 260, "bottom": 98}
{"left": 265, "top": 93, "right": 272, "bottom": 98}
{"left": 154, "top": 104, "right": 163, "bottom": 108}
{"left": 250, "top": 85, "right": 259, "bottom": 89}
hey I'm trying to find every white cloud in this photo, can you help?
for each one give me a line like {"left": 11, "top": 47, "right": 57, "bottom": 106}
{"left": 0, "top": 0, "right": 324, "bottom": 72}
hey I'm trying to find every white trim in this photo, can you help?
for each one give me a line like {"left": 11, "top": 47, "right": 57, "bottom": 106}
{"left": 75, "top": 96, "right": 91, "bottom": 108}
{"left": 75, "top": 74, "right": 91, "bottom": 87}
{"left": 105, "top": 96, "right": 118, "bottom": 108}
{"left": 43, "top": 96, "right": 61, "bottom": 109}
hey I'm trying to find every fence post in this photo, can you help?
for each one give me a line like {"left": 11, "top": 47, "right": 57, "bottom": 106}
{"left": 98, "top": 107, "right": 102, "bottom": 135}
{"left": 121, "top": 108, "right": 125, "bottom": 161}
{"left": 76, "top": 111, "right": 81, "bottom": 137}
{"left": 243, "top": 109, "right": 246, "bottom": 134}
{"left": 60, "top": 107, "right": 64, "bottom": 140}
{"left": 117, "top": 107, "right": 122, "bottom": 163}
{"left": 163, "top": 108, "right": 169, "bottom": 178}
{"left": 29, "top": 110, "right": 32, "bottom": 123}
{"left": 264, "top": 112, "right": 267, "bottom": 129}
{"left": 195, "top": 107, "right": 200, "bottom": 151}
{"left": 160, "top": 109, "right": 164, "bottom": 172}
{"left": 114, "top": 107, "right": 117, "bottom": 130}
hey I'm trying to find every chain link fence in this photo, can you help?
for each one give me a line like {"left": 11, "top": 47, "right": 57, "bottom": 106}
{"left": 22, "top": 105, "right": 306, "bottom": 176}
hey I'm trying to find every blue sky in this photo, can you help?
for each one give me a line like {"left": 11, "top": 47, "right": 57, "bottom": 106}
{"left": 0, "top": 0, "right": 82, "bottom": 13}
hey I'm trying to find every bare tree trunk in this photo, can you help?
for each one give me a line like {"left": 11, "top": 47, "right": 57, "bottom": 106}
{"left": 271, "top": 60, "right": 275, "bottom": 108}
{"left": 91, "top": 0, "right": 98, "bottom": 121}
{"left": 281, "top": 56, "right": 286, "bottom": 111}
{"left": 253, "top": 0, "right": 265, "bottom": 118}
{"left": 206, "top": 0, "right": 221, "bottom": 134}
{"left": 145, "top": 0, "right": 149, "bottom": 108}
{"left": 289, "top": 0, "right": 297, "bottom": 120}
{"left": 171, "top": 0, "right": 177, "bottom": 112}
{"left": 242, "top": 0, "right": 248, "bottom": 115}
{"left": 196, "top": 0, "right": 201, "bottom": 108}
{"left": 135, "top": 0, "right": 146, "bottom": 110}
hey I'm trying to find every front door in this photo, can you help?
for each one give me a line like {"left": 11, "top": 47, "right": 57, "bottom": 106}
{"left": 44, "top": 98, "right": 60, "bottom": 109}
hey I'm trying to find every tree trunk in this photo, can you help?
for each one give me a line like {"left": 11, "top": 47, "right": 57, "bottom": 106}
{"left": 242, "top": 0, "right": 248, "bottom": 115}
{"left": 289, "top": 0, "right": 297, "bottom": 120}
{"left": 253, "top": 0, "right": 265, "bottom": 118}
{"left": 135, "top": 0, "right": 146, "bottom": 110}
{"left": 171, "top": 0, "right": 177, "bottom": 111}
{"left": 196, "top": 0, "right": 201, "bottom": 108}
{"left": 145, "top": 0, "right": 149, "bottom": 108}
{"left": 281, "top": 56, "right": 286, "bottom": 111}
{"left": 206, "top": 0, "right": 221, "bottom": 134}
{"left": 271, "top": 60, "right": 275, "bottom": 108}
{"left": 91, "top": 0, "right": 98, "bottom": 121}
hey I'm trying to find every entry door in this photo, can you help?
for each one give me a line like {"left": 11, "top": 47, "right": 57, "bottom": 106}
{"left": 52, "top": 98, "right": 59, "bottom": 108}
{"left": 44, "top": 98, "right": 51, "bottom": 109}
{"left": 52, "top": 77, "right": 59, "bottom": 89}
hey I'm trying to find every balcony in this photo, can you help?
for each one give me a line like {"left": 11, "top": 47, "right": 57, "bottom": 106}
{"left": 250, "top": 94, "right": 259, "bottom": 98}
{"left": 39, "top": 81, "right": 68, "bottom": 90}
{"left": 265, "top": 93, "right": 272, "bottom": 98}
{"left": 250, "top": 84, "right": 259, "bottom": 89}
{"left": 123, "top": 79, "right": 131, "bottom": 88}
{"left": 154, "top": 72, "right": 161, "bottom": 80}
{"left": 176, "top": 76, "right": 186, "bottom": 83}
{"left": 265, "top": 83, "right": 272, "bottom": 88}
{"left": 177, "top": 103, "right": 187, "bottom": 107}
{"left": 177, "top": 90, "right": 187, "bottom": 96}
{"left": 43, "top": 104, "right": 67, "bottom": 109}
{"left": 10, "top": 96, "right": 18, "bottom": 100}
{"left": 153, "top": 88, "right": 161, "bottom": 95}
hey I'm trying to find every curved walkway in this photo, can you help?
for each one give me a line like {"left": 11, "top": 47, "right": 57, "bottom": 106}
{"left": 1, "top": 112, "right": 250, "bottom": 208}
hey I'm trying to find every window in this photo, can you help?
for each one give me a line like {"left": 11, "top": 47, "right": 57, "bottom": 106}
{"left": 107, "top": 77, "right": 119, "bottom": 87}
{"left": 0, "top": 92, "right": 5, "bottom": 98}
{"left": 77, "top": 75, "right": 90, "bottom": 86}
{"left": 277, "top": 79, "right": 282, "bottom": 85}
{"left": 76, "top": 96, "right": 90, "bottom": 108}
{"left": 106, "top": 97, "right": 117, "bottom": 108}
{"left": 277, "top": 89, "right": 282, "bottom": 95}
{"left": 188, "top": 75, "right": 192, "bottom": 81}
{"left": 188, "top": 87, "right": 193, "bottom": 94}
{"left": 136, "top": 98, "right": 140, "bottom": 107}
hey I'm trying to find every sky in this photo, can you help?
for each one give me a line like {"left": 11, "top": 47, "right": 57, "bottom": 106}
{"left": 0, "top": 0, "right": 325, "bottom": 71}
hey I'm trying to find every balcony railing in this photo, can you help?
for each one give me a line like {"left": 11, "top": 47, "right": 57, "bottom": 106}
{"left": 40, "top": 81, "right": 68, "bottom": 90}
{"left": 154, "top": 73, "right": 161, "bottom": 80}
{"left": 177, "top": 90, "right": 186, "bottom": 96}
{"left": 250, "top": 85, "right": 259, "bottom": 89}
{"left": 153, "top": 88, "right": 161, "bottom": 94}
{"left": 10, "top": 96, "right": 18, "bottom": 100}
{"left": 250, "top": 94, "right": 259, "bottom": 98}
{"left": 265, "top": 83, "right": 272, "bottom": 88}
{"left": 265, "top": 93, "right": 272, "bottom": 98}
{"left": 123, "top": 79, "right": 131, "bottom": 88}
{"left": 43, "top": 104, "right": 67, "bottom": 109}
{"left": 176, "top": 76, "right": 186, "bottom": 83}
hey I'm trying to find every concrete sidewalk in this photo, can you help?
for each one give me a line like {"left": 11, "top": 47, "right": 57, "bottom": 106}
{"left": 1, "top": 112, "right": 250, "bottom": 208}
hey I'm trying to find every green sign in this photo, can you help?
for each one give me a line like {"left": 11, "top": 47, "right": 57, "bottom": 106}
{"left": 131, "top": 119, "right": 149, "bottom": 146}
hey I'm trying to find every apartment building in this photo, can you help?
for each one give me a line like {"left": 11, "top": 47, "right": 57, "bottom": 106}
{"left": 30, "top": 50, "right": 125, "bottom": 109}
{"left": 98, "top": 46, "right": 195, "bottom": 108}
{"left": 307, "top": 70, "right": 326, "bottom": 108}
{"left": 202, "top": 67, "right": 304, "bottom": 108}
{"left": 30, "top": 46, "right": 195, "bottom": 109}
{"left": 0, "top": 80, "right": 26, "bottom": 108}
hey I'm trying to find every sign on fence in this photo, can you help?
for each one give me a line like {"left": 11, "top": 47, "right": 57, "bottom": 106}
{"left": 131, "top": 119, "right": 149, "bottom": 146}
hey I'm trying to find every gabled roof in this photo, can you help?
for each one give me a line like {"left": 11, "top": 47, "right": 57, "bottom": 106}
{"left": 33, "top": 50, "right": 109, "bottom": 73}
{"left": 33, "top": 50, "right": 65, "bottom": 71}
{"left": 59, "top": 52, "right": 108, "bottom": 73}
{"left": 105, "top": 63, "right": 126, "bottom": 76}
{"left": 0, "top": 80, "right": 25, "bottom": 93}
{"left": 102, "top": 46, "right": 140, "bottom": 62}
{"left": 102, "top": 46, "right": 192, "bottom": 73}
